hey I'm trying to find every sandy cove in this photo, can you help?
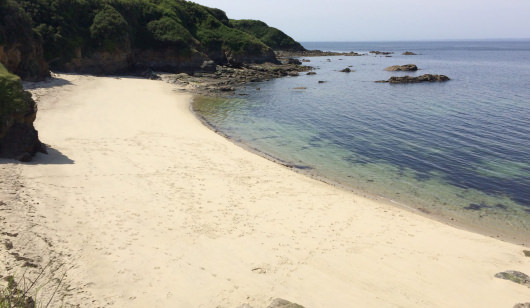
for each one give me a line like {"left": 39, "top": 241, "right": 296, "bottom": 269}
{"left": 1, "top": 74, "right": 529, "bottom": 307}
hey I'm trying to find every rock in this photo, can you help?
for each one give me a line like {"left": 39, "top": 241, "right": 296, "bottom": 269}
{"left": 267, "top": 298, "right": 304, "bottom": 308}
{"left": 370, "top": 50, "right": 393, "bottom": 55}
{"left": 306, "top": 72, "right": 316, "bottom": 75}
{"left": 301, "top": 59, "right": 311, "bottom": 62}
{"left": 524, "top": 250, "right": 530, "bottom": 257}
{"left": 384, "top": 64, "right": 418, "bottom": 71}
{"left": 514, "top": 303, "right": 530, "bottom": 308}
{"left": 340, "top": 68, "right": 352, "bottom": 73}
{"left": 402, "top": 51, "right": 417, "bottom": 55}
{"left": 495, "top": 271, "right": 530, "bottom": 288}
{"left": 318, "top": 80, "right": 326, "bottom": 83}
{"left": 293, "top": 87, "right": 307, "bottom": 90}
{"left": 287, "top": 58, "right": 302, "bottom": 65}
{"left": 376, "top": 74, "right": 450, "bottom": 83}
{"left": 288, "top": 71, "right": 299, "bottom": 77}
{"left": 0, "top": 64, "right": 45, "bottom": 161}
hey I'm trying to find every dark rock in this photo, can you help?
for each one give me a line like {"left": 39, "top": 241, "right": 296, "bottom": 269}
{"left": 318, "top": 80, "right": 326, "bottom": 83}
{"left": 267, "top": 298, "right": 304, "bottom": 308}
{"left": 377, "top": 74, "right": 450, "bottom": 83}
{"left": 370, "top": 50, "right": 394, "bottom": 55}
{"left": 514, "top": 303, "right": 530, "bottom": 308}
{"left": 402, "top": 51, "right": 418, "bottom": 55}
{"left": 306, "top": 72, "right": 316, "bottom": 75}
{"left": 287, "top": 58, "right": 302, "bottom": 65}
{"left": 385, "top": 64, "right": 418, "bottom": 71}
{"left": 219, "top": 86, "right": 235, "bottom": 92}
{"left": 524, "top": 250, "right": 530, "bottom": 257}
{"left": 495, "top": 271, "right": 530, "bottom": 288}
{"left": 301, "top": 59, "right": 311, "bottom": 62}
{"left": 340, "top": 68, "right": 352, "bottom": 73}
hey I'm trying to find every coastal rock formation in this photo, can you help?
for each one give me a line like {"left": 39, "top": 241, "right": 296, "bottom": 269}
{"left": 370, "top": 50, "right": 393, "bottom": 55}
{"left": 402, "top": 51, "right": 418, "bottom": 55}
{"left": 340, "top": 67, "right": 352, "bottom": 73}
{"left": 0, "top": 64, "right": 45, "bottom": 161}
{"left": 0, "top": 0, "right": 49, "bottom": 81}
{"left": 376, "top": 74, "right": 450, "bottom": 83}
{"left": 495, "top": 271, "right": 530, "bottom": 288}
{"left": 276, "top": 50, "right": 363, "bottom": 58}
{"left": 384, "top": 64, "right": 418, "bottom": 71}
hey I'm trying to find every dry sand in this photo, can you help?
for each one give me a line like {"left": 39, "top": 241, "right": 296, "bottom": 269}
{"left": 1, "top": 74, "right": 529, "bottom": 307}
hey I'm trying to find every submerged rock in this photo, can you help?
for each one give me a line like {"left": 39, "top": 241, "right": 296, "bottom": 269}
{"left": 376, "top": 74, "right": 450, "bottom": 83}
{"left": 384, "top": 64, "right": 418, "bottom": 71}
{"left": 495, "top": 271, "right": 530, "bottom": 288}
{"left": 370, "top": 50, "right": 393, "bottom": 55}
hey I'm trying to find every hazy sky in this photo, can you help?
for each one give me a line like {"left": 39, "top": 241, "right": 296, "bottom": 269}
{"left": 192, "top": 0, "right": 530, "bottom": 42}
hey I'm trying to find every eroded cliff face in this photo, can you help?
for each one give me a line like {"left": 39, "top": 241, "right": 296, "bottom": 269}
{"left": 0, "top": 64, "right": 45, "bottom": 161}
{"left": 0, "top": 0, "right": 49, "bottom": 81}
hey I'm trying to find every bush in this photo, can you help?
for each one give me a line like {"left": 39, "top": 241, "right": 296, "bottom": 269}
{"left": 90, "top": 5, "right": 130, "bottom": 51}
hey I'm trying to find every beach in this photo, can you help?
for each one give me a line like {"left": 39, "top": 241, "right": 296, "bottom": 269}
{"left": 1, "top": 74, "right": 529, "bottom": 307}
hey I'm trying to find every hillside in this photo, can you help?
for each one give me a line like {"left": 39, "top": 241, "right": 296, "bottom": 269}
{"left": 11, "top": 0, "right": 294, "bottom": 74}
{"left": 230, "top": 19, "right": 305, "bottom": 52}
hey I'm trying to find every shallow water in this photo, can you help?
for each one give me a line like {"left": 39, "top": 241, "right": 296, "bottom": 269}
{"left": 193, "top": 40, "right": 530, "bottom": 243}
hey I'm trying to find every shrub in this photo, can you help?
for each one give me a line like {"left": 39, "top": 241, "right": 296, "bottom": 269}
{"left": 90, "top": 5, "right": 130, "bottom": 51}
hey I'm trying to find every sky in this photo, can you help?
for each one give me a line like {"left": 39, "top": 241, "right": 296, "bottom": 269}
{"left": 192, "top": 0, "right": 530, "bottom": 42}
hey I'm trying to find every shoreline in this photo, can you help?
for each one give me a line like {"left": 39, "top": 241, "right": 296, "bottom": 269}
{"left": 190, "top": 96, "right": 530, "bottom": 248}
{"left": 1, "top": 73, "right": 529, "bottom": 307}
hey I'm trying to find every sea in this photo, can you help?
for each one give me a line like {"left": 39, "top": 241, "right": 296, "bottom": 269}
{"left": 193, "top": 40, "right": 530, "bottom": 244}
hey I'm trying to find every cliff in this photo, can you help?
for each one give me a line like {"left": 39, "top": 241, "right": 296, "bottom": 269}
{"left": 0, "top": 63, "right": 45, "bottom": 161}
{"left": 0, "top": 0, "right": 49, "bottom": 81}
{"left": 14, "top": 0, "right": 280, "bottom": 74}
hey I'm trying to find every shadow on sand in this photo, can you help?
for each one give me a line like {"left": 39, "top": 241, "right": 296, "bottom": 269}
{"left": 0, "top": 146, "right": 74, "bottom": 165}
{"left": 23, "top": 75, "right": 73, "bottom": 90}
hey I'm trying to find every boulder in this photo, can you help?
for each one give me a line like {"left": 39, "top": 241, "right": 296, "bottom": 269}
{"left": 495, "top": 271, "right": 530, "bottom": 288}
{"left": 376, "top": 74, "right": 450, "bottom": 83}
{"left": 306, "top": 71, "right": 316, "bottom": 75}
{"left": 340, "top": 68, "right": 352, "bottom": 73}
{"left": 402, "top": 51, "right": 417, "bottom": 55}
{"left": 384, "top": 64, "right": 418, "bottom": 71}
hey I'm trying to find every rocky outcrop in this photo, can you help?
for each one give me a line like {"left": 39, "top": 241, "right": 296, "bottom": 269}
{"left": 340, "top": 68, "right": 353, "bottom": 73}
{"left": 376, "top": 74, "right": 450, "bottom": 83}
{"left": 370, "top": 50, "right": 393, "bottom": 55}
{"left": 402, "top": 51, "right": 417, "bottom": 55}
{"left": 0, "top": 64, "right": 45, "bottom": 161}
{"left": 384, "top": 64, "right": 418, "bottom": 71}
{"left": 0, "top": 0, "right": 49, "bottom": 81}
{"left": 495, "top": 271, "right": 530, "bottom": 288}
{"left": 277, "top": 50, "right": 363, "bottom": 58}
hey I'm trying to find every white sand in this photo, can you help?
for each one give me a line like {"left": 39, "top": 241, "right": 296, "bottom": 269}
{"left": 1, "top": 74, "right": 529, "bottom": 307}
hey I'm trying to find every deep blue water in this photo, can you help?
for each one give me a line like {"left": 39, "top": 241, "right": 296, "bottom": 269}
{"left": 194, "top": 40, "right": 530, "bottom": 243}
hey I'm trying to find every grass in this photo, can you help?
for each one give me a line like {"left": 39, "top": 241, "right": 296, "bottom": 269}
{"left": 0, "top": 263, "right": 66, "bottom": 308}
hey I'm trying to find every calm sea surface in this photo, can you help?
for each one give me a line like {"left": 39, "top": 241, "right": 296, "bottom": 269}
{"left": 193, "top": 41, "right": 530, "bottom": 243}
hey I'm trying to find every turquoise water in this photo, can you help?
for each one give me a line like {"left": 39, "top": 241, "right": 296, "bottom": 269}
{"left": 193, "top": 41, "right": 530, "bottom": 243}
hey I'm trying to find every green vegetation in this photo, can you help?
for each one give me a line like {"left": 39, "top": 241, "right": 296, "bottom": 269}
{"left": 0, "top": 63, "right": 34, "bottom": 137}
{"left": 10, "top": 0, "right": 284, "bottom": 69}
{"left": 230, "top": 19, "right": 305, "bottom": 51}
